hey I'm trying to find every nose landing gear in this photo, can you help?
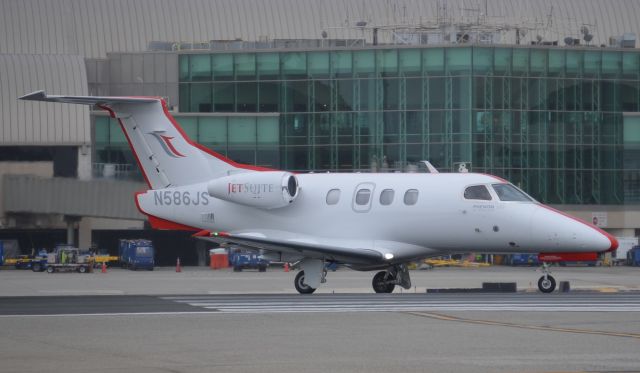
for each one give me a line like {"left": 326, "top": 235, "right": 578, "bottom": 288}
{"left": 538, "top": 262, "right": 556, "bottom": 293}
{"left": 372, "top": 264, "right": 412, "bottom": 293}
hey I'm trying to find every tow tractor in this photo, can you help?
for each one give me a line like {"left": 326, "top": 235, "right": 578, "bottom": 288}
{"left": 44, "top": 245, "right": 93, "bottom": 273}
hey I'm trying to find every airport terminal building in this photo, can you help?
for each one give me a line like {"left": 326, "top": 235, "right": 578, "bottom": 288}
{"left": 1, "top": 0, "right": 640, "bottom": 263}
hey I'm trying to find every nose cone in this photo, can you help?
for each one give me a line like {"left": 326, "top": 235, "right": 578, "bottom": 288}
{"left": 531, "top": 206, "right": 617, "bottom": 252}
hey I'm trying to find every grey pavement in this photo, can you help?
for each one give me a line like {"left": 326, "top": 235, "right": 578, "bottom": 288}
{"left": 1, "top": 265, "right": 639, "bottom": 296}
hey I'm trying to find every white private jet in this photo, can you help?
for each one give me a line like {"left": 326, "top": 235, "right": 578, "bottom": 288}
{"left": 20, "top": 91, "right": 618, "bottom": 294}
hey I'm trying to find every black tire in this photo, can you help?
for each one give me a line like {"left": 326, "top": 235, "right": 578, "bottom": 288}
{"left": 32, "top": 263, "right": 42, "bottom": 272}
{"left": 46, "top": 266, "right": 55, "bottom": 273}
{"left": 294, "top": 271, "right": 316, "bottom": 294}
{"left": 233, "top": 266, "right": 242, "bottom": 272}
{"left": 538, "top": 275, "right": 556, "bottom": 293}
{"left": 78, "top": 266, "right": 87, "bottom": 273}
{"left": 258, "top": 266, "right": 267, "bottom": 272}
{"left": 372, "top": 271, "right": 395, "bottom": 293}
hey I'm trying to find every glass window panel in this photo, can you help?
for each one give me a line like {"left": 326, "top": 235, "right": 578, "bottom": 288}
{"left": 512, "top": 49, "right": 529, "bottom": 75}
{"left": 473, "top": 47, "right": 492, "bottom": 74}
{"left": 332, "top": 51, "right": 352, "bottom": 77}
{"left": 257, "top": 116, "right": 279, "bottom": 145}
{"left": 176, "top": 117, "right": 198, "bottom": 139}
{"left": 382, "top": 78, "right": 399, "bottom": 110}
{"left": 109, "top": 118, "right": 126, "bottom": 144}
{"left": 354, "top": 50, "right": 375, "bottom": 77}
{"left": 212, "top": 83, "right": 234, "bottom": 111}
{"left": 212, "top": 54, "right": 233, "bottom": 81}
{"left": 429, "top": 78, "right": 445, "bottom": 109}
{"left": 379, "top": 189, "right": 395, "bottom": 205}
{"left": 424, "top": 48, "right": 444, "bottom": 75}
{"left": 284, "top": 81, "right": 308, "bottom": 112}
{"left": 179, "top": 55, "right": 189, "bottom": 81}
{"left": 228, "top": 117, "right": 256, "bottom": 145}
{"left": 464, "top": 185, "right": 492, "bottom": 200}
{"left": 548, "top": 49, "right": 565, "bottom": 76}
{"left": 236, "top": 82, "right": 257, "bottom": 112}
{"left": 584, "top": 51, "right": 601, "bottom": 76}
{"left": 399, "top": 49, "right": 421, "bottom": 75}
{"left": 326, "top": 189, "right": 340, "bottom": 205}
{"left": 199, "top": 117, "right": 227, "bottom": 146}
{"left": 621, "top": 81, "right": 639, "bottom": 112}
{"left": 494, "top": 48, "right": 511, "bottom": 74}
{"left": 566, "top": 50, "right": 582, "bottom": 76}
{"left": 258, "top": 82, "right": 279, "bottom": 112}
{"left": 190, "top": 83, "right": 212, "bottom": 112}
{"left": 446, "top": 48, "right": 471, "bottom": 75}
{"left": 308, "top": 52, "right": 329, "bottom": 77}
{"left": 281, "top": 52, "right": 307, "bottom": 77}
{"left": 492, "top": 183, "right": 532, "bottom": 201}
{"left": 406, "top": 78, "right": 422, "bottom": 110}
{"left": 337, "top": 79, "right": 354, "bottom": 111}
{"left": 622, "top": 52, "right": 639, "bottom": 78}
{"left": 355, "top": 189, "right": 371, "bottom": 205}
{"left": 377, "top": 49, "right": 398, "bottom": 76}
{"left": 179, "top": 83, "right": 190, "bottom": 112}
{"left": 94, "top": 117, "right": 109, "bottom": 144}
{"left": 189, "top": 55, "right": 211, "bottom": 81}
{"left": 313, "top": 80, "right": 331, "bottom": 111}
{"left": 530, "top": 49, "right": 547, "bottom": 75}
{"left": 257, "top": 53, "right": 279, "bottom": 79}
{"left": 602, "top": 51, "right": 622, "bottom": 77}
{"left": 234, "top": 53, "right": 256, "bottom": 79}
{"left": 403, "top": 189, "right": 419, "bottom": 205}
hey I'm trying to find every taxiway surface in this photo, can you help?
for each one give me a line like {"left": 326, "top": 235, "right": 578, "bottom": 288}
{"left": 1, "top": 267, "right": 639, "bottom": 373}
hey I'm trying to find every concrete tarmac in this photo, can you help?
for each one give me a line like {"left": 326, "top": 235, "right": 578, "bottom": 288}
{"left": 1, "top": 265, "right": 639, "bottom": 296}
{"left": 1, "top": 266, "right": 639, "bottom": 373}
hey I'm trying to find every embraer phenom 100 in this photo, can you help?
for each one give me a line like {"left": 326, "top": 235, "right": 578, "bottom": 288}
{"left": 20, "top": 91, "right": 618, "bottom": 294}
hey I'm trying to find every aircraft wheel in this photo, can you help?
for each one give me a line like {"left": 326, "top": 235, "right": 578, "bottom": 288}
{"left": 538, "top": 275, "right": 556, "bottom": 293}
{"left": 294, "top": 271, "right": 316, "bottom": 294}
{"left": 372, "top": 271, "right": 395, "bottom": 293}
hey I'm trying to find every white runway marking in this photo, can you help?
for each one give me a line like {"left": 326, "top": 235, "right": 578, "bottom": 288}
{"left": 162, "top": 294, "right": 640, "bottom": 314}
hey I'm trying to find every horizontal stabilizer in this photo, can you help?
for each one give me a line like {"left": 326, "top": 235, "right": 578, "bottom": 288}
{"left": 19, "top": 90, "right": 157, "bottom": 106}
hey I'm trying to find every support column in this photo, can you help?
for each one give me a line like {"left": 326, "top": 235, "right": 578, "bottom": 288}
{"left": 78, "top": 217, "right": 92, "bottom": 250}
{"left": 64, "top": 215, "right": 80, "bottom": 246}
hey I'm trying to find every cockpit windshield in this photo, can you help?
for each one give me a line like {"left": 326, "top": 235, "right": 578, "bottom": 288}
{"left": 491, "top": 184, "right": 533, "bottom": 202}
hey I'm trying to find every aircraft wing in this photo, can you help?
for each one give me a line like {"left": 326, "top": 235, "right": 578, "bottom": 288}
{"left": 196, "top": 230, "right": 435, "bottom": 266}
{"left": 19, "top": 90, "right": 157, "bottom": 105}
{"left": 195, "top": 230, "right": 392, "bottom": 265}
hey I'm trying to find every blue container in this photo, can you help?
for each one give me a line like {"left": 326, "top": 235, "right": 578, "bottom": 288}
{"left": 510, "top": 253, "right": 539, "bottom": 266}
{"left": 628, "top": 246, "right": 640, "bottom": 266}
{"left": 119, "top": 239, "right": 155, "bottom": 270}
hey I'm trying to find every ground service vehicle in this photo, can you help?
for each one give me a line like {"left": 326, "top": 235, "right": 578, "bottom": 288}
{"left": 45, "top": 246, "right": 93, "bottom": 273}
{"left": 230, "top": 251, "right": 269, "bottom": 272}
{"left": 119, "top": 239, "right": 155, "bottom": 270}
{"left": 21, "top": 91, "right": 619, "bottom": 294}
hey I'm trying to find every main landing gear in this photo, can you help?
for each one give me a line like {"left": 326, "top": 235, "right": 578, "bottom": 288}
{"left": 293, "top": 261, "right": 413, "bottom": 295}
{"left": 372, "top": 264, "right": 412, "bottom": 294}
{"left": 537, "top": 262, "right": 556, "bottom": 293}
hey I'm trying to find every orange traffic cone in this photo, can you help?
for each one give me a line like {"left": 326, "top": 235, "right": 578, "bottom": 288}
{"left": 176, "top": 257, "right": 182, "bottom": 272}
{"left": 101, "top": 261, "right": 107, "bottom": 273}
{"left": 283, "top": 262, "right": 289, "bottom": 272}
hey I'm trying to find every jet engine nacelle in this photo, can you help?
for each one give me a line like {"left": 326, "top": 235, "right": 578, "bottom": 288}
{"left": 207, "top": 171, "right": 299, "bottom": 209}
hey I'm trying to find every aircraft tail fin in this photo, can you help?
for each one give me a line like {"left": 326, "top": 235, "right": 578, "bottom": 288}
{"left": 20, "top": 91, "right": 269, "bottom": 189}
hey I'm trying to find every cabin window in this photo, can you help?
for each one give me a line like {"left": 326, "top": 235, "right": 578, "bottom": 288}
{"left": 355, "top": 189, "right": 371, "bottom": 205}
{"left": 403, "top": 189, "right": 419, "bottom": 205}
{"left": 492, "top": 184, "right": 532, "bottom": 202}
{"left": 326, "top": 189, "right": 341, "bottom": 205}
{"left": 464, "top": 185, "right": 492, "bottom": 201}
{"left": 379, "top": 189, "right": 395, "bottom": 205}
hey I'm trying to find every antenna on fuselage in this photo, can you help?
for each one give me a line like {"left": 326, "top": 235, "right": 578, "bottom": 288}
{"left": 420, "top": 161, "right": 439, "bottom": 174}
